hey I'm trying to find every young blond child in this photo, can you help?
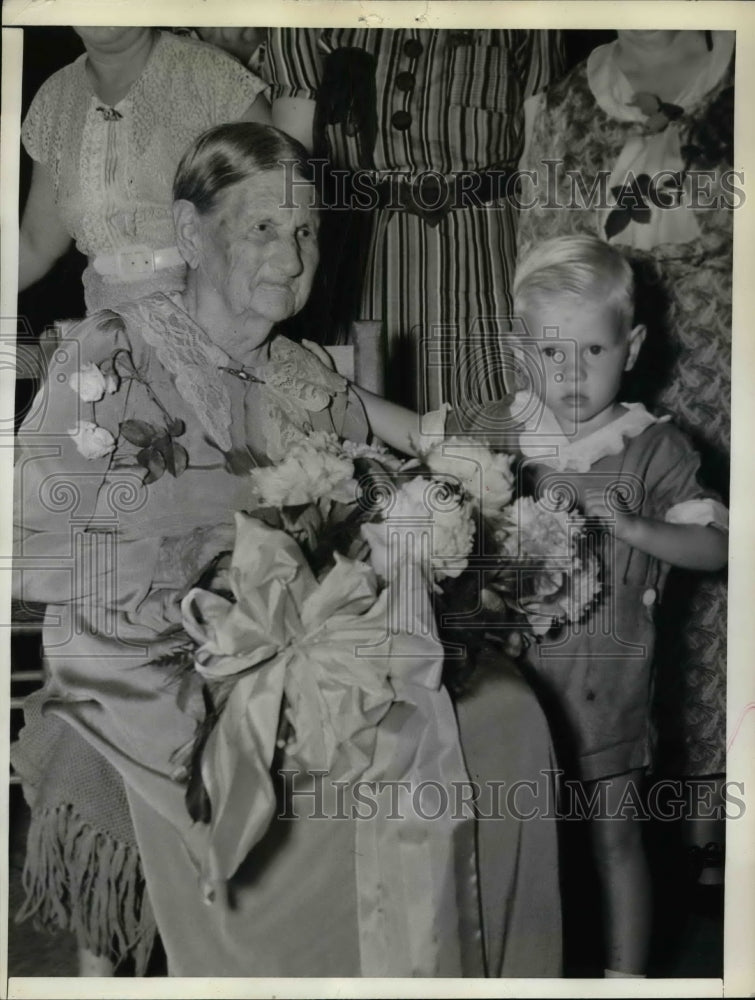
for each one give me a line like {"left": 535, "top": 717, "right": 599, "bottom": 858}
{"left": 506, "top": 235, "right": 728, "bottom": 977}
{"left": 315, "top": 233, "right": 729, "bottom": 977}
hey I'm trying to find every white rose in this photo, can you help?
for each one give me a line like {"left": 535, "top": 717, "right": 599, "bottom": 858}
{"left": 69, "top": 362, "right": 109, "bottom": 402}
{"left": 68, "top": 420, "right": 116, "bottom": 460}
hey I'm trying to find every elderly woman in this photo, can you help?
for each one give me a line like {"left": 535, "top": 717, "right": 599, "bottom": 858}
{"left": 13, "top": 123, "right": 560, "bottom": 977}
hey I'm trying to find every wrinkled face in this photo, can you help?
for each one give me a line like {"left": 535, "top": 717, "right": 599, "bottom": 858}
{"left": 195, "top": 171, "right": 319, "bottom": 324}
{"left": 74, "top": 27, "right": 151, "bottom": 52}
{"left": 523, "top": 297, "right": 640, "bottom": 433}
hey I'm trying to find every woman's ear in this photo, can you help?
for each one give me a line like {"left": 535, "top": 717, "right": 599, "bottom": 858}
{"left": 173, "top": 199, "right": 203, "bottom": 270}
{"left": 624, "top": 323, "right": 647, "bottom": 372}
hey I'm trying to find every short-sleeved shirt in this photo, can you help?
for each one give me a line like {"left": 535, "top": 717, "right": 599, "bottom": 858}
{"left": 446, "top": 398, "right": 727, "bottom": 779}
{"left": 22, "top": 30, "right": 267, "bottom": 312}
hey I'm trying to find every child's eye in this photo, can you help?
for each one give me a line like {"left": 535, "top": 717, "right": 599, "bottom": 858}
{"left": 587, "top": 345, "right": 604, "bottom": 356}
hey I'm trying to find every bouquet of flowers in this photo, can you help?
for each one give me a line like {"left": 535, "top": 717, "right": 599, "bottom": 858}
{"left": 176, "top": 429, "right": 601, "bottom": 781}
{"left": 159, "top": 426, "right": 601, "bottom": 932}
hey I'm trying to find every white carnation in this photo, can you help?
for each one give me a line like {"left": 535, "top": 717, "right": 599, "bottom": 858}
{"left": 496, "top": 497, "right": 581, "bottom": 559}
{"left": 424, "top": 438, "right": 514, "bottom": 513}
{"left": 250, "top": 433, "right": 357, "bottom": 506}
{"left": 374, "top": 476, "right": 475, "bottom": 580}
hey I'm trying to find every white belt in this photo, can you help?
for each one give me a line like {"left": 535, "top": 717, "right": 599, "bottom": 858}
{"left": 92, "top": 245, "right": 184, "bottom": 279}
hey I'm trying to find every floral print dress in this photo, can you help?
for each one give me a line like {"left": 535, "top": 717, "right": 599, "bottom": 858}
{"left": 518, "top": 32, "right": 734, "bottom": 776}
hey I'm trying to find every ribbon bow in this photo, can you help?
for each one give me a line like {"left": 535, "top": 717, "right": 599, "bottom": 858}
{"left": 180, "top": 513, "right": 442, "bottom": 892}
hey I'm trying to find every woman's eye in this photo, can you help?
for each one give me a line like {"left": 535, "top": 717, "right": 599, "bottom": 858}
{"left": 297, "top": 226, "right": 314, "bottom": 240}
{"left": 252, "top": 222, "right": 270, "bottom": 234}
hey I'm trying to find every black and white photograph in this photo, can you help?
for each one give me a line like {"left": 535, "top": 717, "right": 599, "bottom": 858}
{"left": 1, "top": 2, "right": 753, "bottom": 996}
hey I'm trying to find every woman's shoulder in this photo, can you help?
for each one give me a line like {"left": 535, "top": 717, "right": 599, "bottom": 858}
{"left": 22, "top": 54, "right": 87, "bottom": 157}
{"left": 268, "top": 336, "right": 349, "bottom": 398}
{"left": 150, "top": 30, "right": 266, "bottom": 95}
{"left": 27, "top": 53, "right": 86, "bottom": 105}
{"left": 541, "top": 54, "right": 593, "bottom": 115}
{"left": 133, "top": 31, "right": 265, "bottom": 141}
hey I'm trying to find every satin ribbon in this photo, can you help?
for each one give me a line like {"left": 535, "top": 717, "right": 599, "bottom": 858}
{"left": 180, "top": 513, "right": 482, "bottom": 975}
{"left": 181, "top": 513, "right": 396, "bottom": 887}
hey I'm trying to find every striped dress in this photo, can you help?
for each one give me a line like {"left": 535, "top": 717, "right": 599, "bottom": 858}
{"left": 268, "top": 28, "right": 564, "bottom": 411}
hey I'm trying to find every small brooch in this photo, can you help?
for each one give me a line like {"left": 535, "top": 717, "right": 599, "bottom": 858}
{"left": 628, "top": 92, "right": 684, "bottom": 134}
{"left": 218, "top": 365, "right": 265, "bottom": 384}
{"left": 96, "top": 105, "right": 123, "bottom": 122}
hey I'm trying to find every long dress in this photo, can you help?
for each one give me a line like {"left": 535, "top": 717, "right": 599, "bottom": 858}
{"left": 267, "top": 28, "right": 565, "bottom": 412}
{"left": 10, "top": 292, "right": 365, "bottom": 970}
{"left": 22, "top": 30, "right": 266, "bottom": 313}
{"left": 12, "top": 291, "right": 561, "bottom": 976}
{"left": 517, "top": 31, "right": 734, "bottom": 777}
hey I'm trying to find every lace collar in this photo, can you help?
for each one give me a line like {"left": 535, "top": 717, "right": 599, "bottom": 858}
{"left": 514, "top": 392, "right": 669, "bottom": 472}
{"left": 113, "top": 292, "right": 347, "bottom": 455}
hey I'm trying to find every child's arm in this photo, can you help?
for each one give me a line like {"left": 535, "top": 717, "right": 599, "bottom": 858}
{"left": 302, "top": 340, "right": 424, "bottom": 455}
{"left": 583, "top": 490, "right": 728, "bottom": 572}
{"left": 349, "top": 383, "right": 424, "bottom": 455}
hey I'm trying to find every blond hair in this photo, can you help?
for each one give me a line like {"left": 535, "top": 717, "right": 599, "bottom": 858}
{"left": 513, "top": 235, "right": 636, "bottom": 332}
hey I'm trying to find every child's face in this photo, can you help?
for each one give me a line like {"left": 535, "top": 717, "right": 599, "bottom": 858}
{"left": 522, "top": 297, "right": 645, "bottom": 435}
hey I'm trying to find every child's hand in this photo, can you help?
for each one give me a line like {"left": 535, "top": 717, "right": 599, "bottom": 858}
{"left": 583, "top": 488, "right": 613, "bottom": 521}
{"left": 583, "top": 488, "right": 634, "bottom": 541}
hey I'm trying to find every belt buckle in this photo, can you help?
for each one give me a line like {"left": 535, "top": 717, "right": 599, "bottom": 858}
{"left": 117, "top": 246, "right": 155, "bottom": 277}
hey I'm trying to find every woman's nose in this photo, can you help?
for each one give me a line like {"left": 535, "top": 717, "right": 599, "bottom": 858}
{"left": 269, "top": 236, "right": 304, "bottom": 277}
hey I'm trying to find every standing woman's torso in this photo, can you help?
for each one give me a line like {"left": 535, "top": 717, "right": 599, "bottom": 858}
{"left": 270, "top": 28, "right": 560, "bottom": 174}
{"left": 519, "top": 30, "right": 735, "bottom": 264}
{"left": 21, "top": 31, "right": 267, "bottom": 311}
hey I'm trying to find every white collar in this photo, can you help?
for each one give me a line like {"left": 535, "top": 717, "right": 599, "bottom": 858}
{"left": 513, "top": 393, "right": 669, "bottom": 472}
{"left": 586, "top": 31, "right": 734, "bottom": 122}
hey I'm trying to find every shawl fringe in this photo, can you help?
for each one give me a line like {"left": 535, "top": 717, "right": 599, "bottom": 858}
{"left": 16, "top": 804, "right": 156, "bottom": 975}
